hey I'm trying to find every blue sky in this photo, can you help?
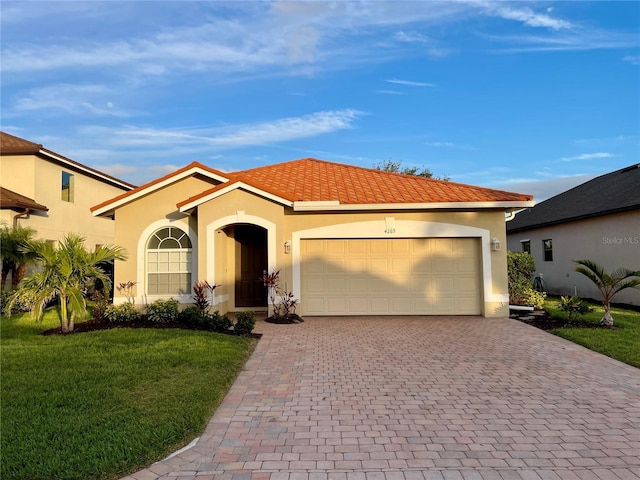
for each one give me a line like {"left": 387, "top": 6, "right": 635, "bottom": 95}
{"left": 1, "top": 1, "right": 638, "bottom": 200}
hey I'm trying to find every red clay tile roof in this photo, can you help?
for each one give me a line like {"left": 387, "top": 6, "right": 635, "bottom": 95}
{"left": 0, "top": 131, "right": 42, "bottom": 155}
{"left": 0, "top": 187, "right": 49, "bottom": 212}
{"left": 179, "top": 158, "right": 532, "bottom": 207}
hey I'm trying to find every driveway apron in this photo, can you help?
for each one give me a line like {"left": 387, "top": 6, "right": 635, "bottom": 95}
{"left": 122, "top": 317, "right": 640, "bottom": 480}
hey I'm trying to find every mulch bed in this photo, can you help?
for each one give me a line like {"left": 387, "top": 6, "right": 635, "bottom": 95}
{"left": 510, "top": 309, "right": 616, "bottom": 330}
{"left": 264, "top": 314, "right": 304, "bottom": 324}
{"left": 42, "top": 318, "right": 262, "bottom": 337}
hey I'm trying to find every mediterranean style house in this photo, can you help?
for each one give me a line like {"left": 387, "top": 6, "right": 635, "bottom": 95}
{"left": 507, "top": 164, "right": 640, "bottom": 306}
{"left": 0, "top": 131, "right": 135, "bottom": 287}
{"left": 93, "top": 159, "right": 533, "bottom": 317}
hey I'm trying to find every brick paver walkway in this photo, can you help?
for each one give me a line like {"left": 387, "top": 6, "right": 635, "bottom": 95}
{"left": 123, "top": 317, "right": 640, "bottom": 480}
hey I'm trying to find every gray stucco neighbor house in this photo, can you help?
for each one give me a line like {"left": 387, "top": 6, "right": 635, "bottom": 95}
{"left": 506, "top": 164, "right": 640, "bottom": 306}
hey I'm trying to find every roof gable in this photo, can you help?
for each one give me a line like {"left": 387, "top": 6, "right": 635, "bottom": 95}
{"left": 0, "top": 131, "right": 42, "bottom": 155}
{"left": 91, "top": 161, "right": 230, "bottom": 216}
{"left": 0, "top": 187, "right": 49, "bottom": 212}
{"left": 1, "top": 131, "right": 136, "bottom": 191}
{"left": 507, "top": 164, "right": 640, "bottom": 233}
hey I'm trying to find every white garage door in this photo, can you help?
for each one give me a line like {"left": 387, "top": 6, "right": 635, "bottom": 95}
{"left": 300, "top": 238, "right": 481, "bottom": 315}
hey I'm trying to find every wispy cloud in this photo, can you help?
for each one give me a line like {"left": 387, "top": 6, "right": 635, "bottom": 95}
{"left": 393, "top": 30, "right": 452, "bottom": 57}
{"left": 394, "top": 31, "right": 430, "bottom": 44}
{"left": 386, "top": 78, "right": 435, "bottom": 87}
{"left": 426, "top": 141, "right": 455, "bottom": 148}
{"left": 484, "top": 4, "right": 572, "bottom": 30}
{"left": 112, "top": 109, "right": 364, "bottom": 148}
{"left": 376, "top": 90, "right": 404, "bottom": 95}
{"left": 622, "top": 55, "right": 640, "bottom": 65}
{"left": 12, "top": 84, "right": 131, "bottom": 117}
{"left": 560, "top": 152, "right": 613, "bottom": 162}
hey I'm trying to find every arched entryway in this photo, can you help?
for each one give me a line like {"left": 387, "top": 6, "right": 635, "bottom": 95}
{"left": 233, "top": 224, "right": 268, "bottom": 308}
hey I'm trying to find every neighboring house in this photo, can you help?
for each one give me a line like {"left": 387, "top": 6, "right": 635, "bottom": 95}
{"left": 0, "top": 131, "right": 136, "bottom": 287}
{"left": 507, "top": 164, "right": 640, "bottom": 306}
{"left": 93, "top": 159, "right": 533, "bottom": 317}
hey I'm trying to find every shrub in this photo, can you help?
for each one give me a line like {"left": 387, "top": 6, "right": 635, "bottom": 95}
{"left": 234, "top": 311, "right": 256, "bottom": 336}
{"left": 1, "top": 289, "right": 36, "bottom": 314}
{"left": 263, "top": 269, "right": 299, "bottom": 319}
{"left": 90, "top": 290, "right": 110, "bottom": 322}
{"left": 522, "top": 287, "right": 546, "bottom": 310}
{"left": 178, "top": 305, "right": 204, "bottom": 328}
{"left": 204, "top": 311, "right": 233, "bottom": 333}
{"left": 145, "top": 298, "right": 179, "bottom": 323}
{"left": 560, "top": 295, "right": 592, "bottom": 320}
{"left": 192, "top": 281, "right": 218, "bottom": 314}
{"left": 508, "top": 251, "right": 538, "bottom": 305}
{"left": 105, "top": 302, "right": 140, "bottom": 323}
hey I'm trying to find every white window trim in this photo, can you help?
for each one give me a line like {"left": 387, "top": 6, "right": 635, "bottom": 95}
{"left": 123, "top": 219, "right": 198, "bottom": 305}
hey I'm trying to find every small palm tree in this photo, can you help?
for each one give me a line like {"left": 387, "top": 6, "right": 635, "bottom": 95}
{"left": 0, "top": 223, "right": 42, "bottom": 289}
{"left": 5, "top": 234, "right": 127, "bottom": 333}
{"left": 574, "top": 259, "right": 640, "bottom": 326}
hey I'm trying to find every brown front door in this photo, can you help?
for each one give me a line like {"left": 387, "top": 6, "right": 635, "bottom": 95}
{"left": 235, "top": 225, "right": 267, "bottom": 308}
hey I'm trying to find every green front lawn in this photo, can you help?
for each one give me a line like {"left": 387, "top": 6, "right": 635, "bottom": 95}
{"left": 1, "top": 310, "right": 255, "bottom": 480}
{"left": 545, "top": 297, "right": 640, "bottom": 368}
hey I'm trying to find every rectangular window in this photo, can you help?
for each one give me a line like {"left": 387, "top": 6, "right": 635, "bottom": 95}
{"left": 521, "top": 240, "right": 531, "bottom": 254}
{"left": 147, "top": 250, "right": 191, "bottom": 295}
{"left": 543, "top": 239, "right": 553, "bottom": 261}
{"left": 61, "top": 171, "right": 74, "bottom": 202}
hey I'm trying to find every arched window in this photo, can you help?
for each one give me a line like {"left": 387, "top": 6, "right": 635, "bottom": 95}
{"left": 146, "top": 227, "right": 192, "bottom": 295}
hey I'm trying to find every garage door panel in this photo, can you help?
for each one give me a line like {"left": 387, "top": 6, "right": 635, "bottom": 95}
{"left": 327, "top": 297, "right": 346, "bottom": 313}
{"left": 411, "top": 276, "right": 431, "bottom": 294}
{"left": 304, "top": 277, "right": 325, "bottom": 294}
{"left": 392, "top": 297, "right": 413, "bottom": 313}
{"left": 347, "top": 240, "right": 367, "bottom": 254}
{"left": 348, "top": 258, "right": 367, "bottom": 272}
{"left": 369, "top": 258, "right": 389, "bottom": 273}
{"left": 348, "top": 277, "right": 368, "bottom": 293}
{"left": 327, "top": 278, "right": 346, "bottom": 293}
{"left": 413, "top": 259, "right": 433, "bottom": 273}
{"left": 413, "top": 296, "right": 435, "bottom": 313}
{"left": 456, "top": 277, "right": 477, "bottom": 294}
{"left": 434, "top": 258, "right": 455, "bottom": 273}
{"left": 327, "top": 240, "right": 347, "bottom": 255}
{"left": 391, "top": 239, "right": 410, "bottom": 254}
{"left": 371, "top": 278, "right": 390, "bottom": 293}
{"left": 370, "top": 297, "right": 390, "bottom": 313}
{"left": 305, "top": 258, "right": 325, "bottom": 274}
{"left": 348, "top": 297, "right": 368, "bottom": 313}
{"left": 391, "top": 258, "right": 411, "bottom": 274}
{"left": 327, "top": 259, "right": 346, "bottom": 274}
{"left": 301, "top": 238, "right": 481, "bottom": 315}
{"left": 456, "top": 257, "right": 478, "bottom": 273}
{"left": 369, "top": 240, "right": 389, "bottom": 254}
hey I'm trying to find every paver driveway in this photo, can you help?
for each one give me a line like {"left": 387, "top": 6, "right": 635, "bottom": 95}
{"left": 123, "top": 317, "right": 640, "bottom": 480}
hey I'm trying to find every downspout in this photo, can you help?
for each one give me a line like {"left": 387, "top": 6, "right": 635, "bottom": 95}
{"left": 13, "top": 208, "right": 30, "bottom": 227}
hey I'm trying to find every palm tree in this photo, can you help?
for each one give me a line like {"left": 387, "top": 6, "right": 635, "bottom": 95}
{"left": 0, "top": 223, "right": 42, "bottom": 289}
{"left": 5, "top": 234, "right": 127, "bottom": 333}
{"left": 574, "top": 259, "right": 640, "bottom": 326}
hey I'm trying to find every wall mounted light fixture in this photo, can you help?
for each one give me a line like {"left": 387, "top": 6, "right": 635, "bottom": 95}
{"left": 284, "top": 241, "right": 292, "bottom": 254}
{"left": 491, "top": 237, "right": 501, "bottom": 251}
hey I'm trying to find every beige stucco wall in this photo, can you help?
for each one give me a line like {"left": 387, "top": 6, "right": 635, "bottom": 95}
{"left": 112, "top": 176, "right": 213, "bottom": 304}
{"left": 507, "top": 210, "right": 640, "bottom": 306}
{"left": 112, "top": 183, "right": 512, "bottom": 317}
{"left": 1, "top": 154, "right": 125, "bottom": 248}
